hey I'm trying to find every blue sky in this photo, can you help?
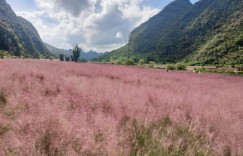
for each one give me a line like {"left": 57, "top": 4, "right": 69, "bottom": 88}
{"left": 6, "top": 0, "right": 37, "bottom": 11}
{"left": 6, "top": 0, "right": 199, "bottom": 51}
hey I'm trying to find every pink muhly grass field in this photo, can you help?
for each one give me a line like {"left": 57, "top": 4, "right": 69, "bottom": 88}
{"left": 0, "top": 59, "right": 243, "bottom": 155}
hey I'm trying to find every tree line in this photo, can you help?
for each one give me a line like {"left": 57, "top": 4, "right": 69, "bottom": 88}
{"left": 59, "top": 45, "right": 86, "bottom": 62}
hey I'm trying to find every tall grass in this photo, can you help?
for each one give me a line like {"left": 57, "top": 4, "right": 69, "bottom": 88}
{"left": 0, "top": 59, "right": 243, "bottom": 155}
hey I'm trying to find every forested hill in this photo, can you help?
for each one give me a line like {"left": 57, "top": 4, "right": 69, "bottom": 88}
{"left": 97, "top": 0, "right": 243, "bottom": 66}
{"left": 0, "top": 0, "right": 51, "bottom": 58}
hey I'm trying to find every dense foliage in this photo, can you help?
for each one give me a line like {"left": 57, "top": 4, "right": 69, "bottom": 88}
{"left": 0, "top": 0, "right": 51, "bottom": 58}
{"left": 98, "top": 0, "right": 243, "bottom": 66}
{"left": 59, "top": 54, "right": 64, "bottom": 61}
{"left": 72, "top": 45, "right": 81, "bottom": 62}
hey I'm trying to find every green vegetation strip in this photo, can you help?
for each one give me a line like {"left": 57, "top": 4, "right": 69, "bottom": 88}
{"left": 119, "top": 117, "right": 212, "bottom": 156}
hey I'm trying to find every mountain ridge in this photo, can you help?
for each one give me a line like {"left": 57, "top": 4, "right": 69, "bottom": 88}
{"left": 97, "top": 0, "right": 243, "bottom": 65}
{"left": 45, "top": 43, "right": 106, "bottom": 60}
{"left": 0, "top": 0, "right": 51, "bottom": 58}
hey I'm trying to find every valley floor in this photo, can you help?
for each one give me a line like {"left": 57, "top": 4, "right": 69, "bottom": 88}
{"left": 0, "top": 59, "right": 243, "bottom": 155}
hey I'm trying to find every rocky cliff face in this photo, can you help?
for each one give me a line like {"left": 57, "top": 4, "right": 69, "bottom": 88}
{"left": 0, "top": 0, "right": 51, "bottom": 58}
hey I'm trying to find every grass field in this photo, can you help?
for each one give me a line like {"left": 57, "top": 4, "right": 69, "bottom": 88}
{"left": 0, "top": 59, "right": 243, "bottom": 155}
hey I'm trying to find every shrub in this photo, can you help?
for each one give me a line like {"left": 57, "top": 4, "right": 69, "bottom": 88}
{"left": 116, "top": 60, "right": 123, "bottom": 65}
{"left": 59, "top": 54, "right": 64, "bottom": 61}
{"left": 237, "top": 71, "right": 243, "bottom": 76}
{"left": 148, "top": 64, "right": 154, "bottom": 68}
{"left": 239, "top": 65, "right": 243, "bottom": 71}
{"left": 71, "top": 55, "right": 75, "bottom": 61}
{"left": 148, "top": 61, "right": 156, "bottom": 68}
{"left": 226, "top": 71, "right": 236, "bottom": 75}
{"left": 139, "top": 59, "right": 145, "bottom": 65}
{"left": 112, "top": 58, "right": 125, "bottom": 65}
{"left": 0, "top": 50, "right": 8, "bottom": 59}
{"left": 149, "top": 61, "right": 156, "bottom": 64}
{"left": 167, "top": 64, "right": 175, "bottom": 70}
{"left": 109, "top": 58, "right": 115, "bottom": 64}
{"left": 0, "top": 51, "right": 4, "bottom": 59}
{"left": 65, "top": 57, "right": 70, "bottom": 62}
{"left": 188, "top": 61, "right": 200, "bottom": 66}
{"left": 125, "top": 59, "right": 135, "bottom": 66}
{"left": 133, "top": 58, "right": 139, "bottom": 64}
{"left": 176, "top": 63, "right": 187, "bottom": 70}
{"left": 79, "top": 58, "right": 88, "bottom": 63}
{"left": 111, "top": 58, "right": 135, "bottom": 66}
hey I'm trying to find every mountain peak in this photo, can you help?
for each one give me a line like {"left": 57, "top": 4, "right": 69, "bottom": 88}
{"left": 174, "top": 0, "right": 191, "bottom": 3}
{"left": 169, "top": 0, "right": 192, "bottom": 6}
{"left": 155, "top": 0, "right": 192, "bottom": 19}
{"left": 164, "top": 0, "right": 192, "bottom": 11}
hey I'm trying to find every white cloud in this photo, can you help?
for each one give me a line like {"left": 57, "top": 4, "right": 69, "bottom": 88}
{"left": 116, "top": 31, "right": 123, "bottom": 38}
{"left": 16, "top": 0, "right": 160, "bottom": 52}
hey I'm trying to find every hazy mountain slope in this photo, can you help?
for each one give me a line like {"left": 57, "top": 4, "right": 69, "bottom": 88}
{"left": 83, "top": 50, "right": 106, "bottom": 60}
{"left": 100, "top": 0, "right": 193, "bottom": 62}
{"left": 130, "top": 0, "right": 192, "bottom": 57}
{"left": 98, "top": 0, "right": 243, "bottom": 65}
{"left": 45, "top": 43, "right": 105, "bottom": 60}
{"left": 0, "top": 0, "right": 51, "bottom": 58}
{"left": 45, "top": 43, "right": 72, "bottom": 57}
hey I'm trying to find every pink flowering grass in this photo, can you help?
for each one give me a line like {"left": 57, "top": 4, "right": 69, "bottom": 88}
{"left": 0, "top": 59, "right": 243, "bottom": 155}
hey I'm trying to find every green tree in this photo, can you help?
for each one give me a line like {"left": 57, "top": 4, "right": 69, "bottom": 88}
{"left": 175, "top": 63, "right": 187, "bottom": 70}
{"left": 59, "top": 54, "right": 64, "bottom": 61}
{"left": 139, "top": 59, "right": 145, "bottom": 65}
{"left": 240, "top": 64, "right": 243, "bottom": 71}
{"left": 0, "top": 50, "right": 8, "bottom": 59}
{"left": 167, "top": 64, "right": 175, "bottom": 70}
{"left": 73, "top": 45, "right": 81, "bottom": 62}
{"left": 65, "top": 57, "right": 70, "bottom": 62}
{"left": 0, "top": 51, "right": 4, "bottom": 59}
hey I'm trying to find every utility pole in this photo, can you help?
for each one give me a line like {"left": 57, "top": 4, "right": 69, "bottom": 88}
{"left": 127, "top": 35, "right": 131, "bottom": 60}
